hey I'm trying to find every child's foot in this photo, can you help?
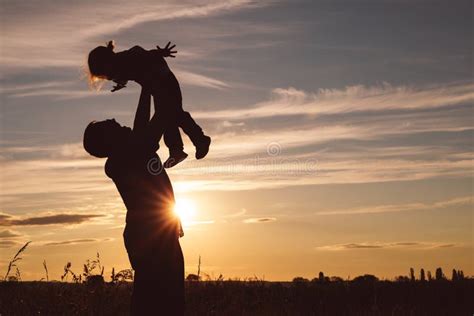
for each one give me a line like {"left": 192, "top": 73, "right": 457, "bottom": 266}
{"left": 195, "top": 135, "right": 211, "bottom": 160}
{"left": 164, "top": 150, "right": 188, "bottom": 168}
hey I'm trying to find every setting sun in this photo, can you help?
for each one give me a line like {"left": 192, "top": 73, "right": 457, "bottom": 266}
{"left": 173, "top": 197, "right": 197, "bottom": 225}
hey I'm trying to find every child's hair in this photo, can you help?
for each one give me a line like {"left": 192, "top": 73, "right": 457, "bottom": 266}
{"left": 83, "top": 121, "right": 111, "bottom": 158}
{"left": 87, "top": 40, "right": 115, "bottom": 89}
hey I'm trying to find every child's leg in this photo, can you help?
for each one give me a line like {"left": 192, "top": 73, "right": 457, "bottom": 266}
{"left": 162, "top": 73, "right": 208, "bottom": 145}
{"left": 177, "top": 110, "right": 211, "bottom": 160}
{"left": 152, "top": 91, "right": 184, "bottom": 152}
{"left": 152, "top": 93, "right": 187, "bottom": 168}
{"left": 177, "top": 111, "right": 206, "bottom": 146}
{"left": 154, "top": 73, "right": 210, "bottom": 160}
{"left": 163, "top": 126, "right": 184, "bottom": 153}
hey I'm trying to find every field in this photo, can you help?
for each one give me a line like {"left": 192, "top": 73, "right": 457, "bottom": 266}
{"left": 0, "top": 278, "right": 472, "bottom": 315}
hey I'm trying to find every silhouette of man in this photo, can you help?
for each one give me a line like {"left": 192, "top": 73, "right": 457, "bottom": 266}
{"left": 83, "top": 84, "right": 184, "bottom": 315}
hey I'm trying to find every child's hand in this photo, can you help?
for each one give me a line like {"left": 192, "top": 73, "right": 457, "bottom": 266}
{"left": 111, "top": 80, "right": 127, "bottom": 92}
{"left": 156, "top": 42, "right": 177, "bottom": 58}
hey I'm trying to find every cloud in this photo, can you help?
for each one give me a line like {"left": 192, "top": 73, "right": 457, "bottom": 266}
{"left": 0, "top": 229, "right": 23, "bottom": 238}
{"left": 0, "top": 212, "right": 104, "bottom": 226}
{"left": 1, "top": 71, "right": 229, "bottom": 100}
{"left": 78, "top": 1, "right": 266, "bottom": 39}
{"left": 193, "top": 82, "right": 474, "bottom": 119}
{"left": 186, "top": 220, "right": 215, "bottom": 226}
{"left": 243, "top": 217, "right": 276, "bottom": 223}
{"left": 175, "top": 69, "right": 230, "bottom": 90}
{"left": 42, "top": 238, "right": 113, "bottom": 246}
{"left": 316, "top": 196, "right": 472, "bottom": 216}
{"left": 316, "top": 242, "right": 458, "bottom": 251}
{"left": 1, "top": 79, "right": 472, "bottom": 198}
{"left": 0, "top": 240, "right": 23, "bottom": 248}
{"left": 0, "top": 0, "right": 269, "bottom": 70}
{"left": 0, "top": 81, "right": 76, "bottom": 94}
{"left": 222, "top": 121, "right": 245, "bottom": 128}
{"left": 225, "top": 208, "right": 247, "bottom": 217}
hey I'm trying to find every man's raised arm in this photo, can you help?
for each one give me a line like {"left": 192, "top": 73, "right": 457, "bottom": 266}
{"left": 143, "top": 110, "right": 168, "bottom": 147}
{"left": 133, "top": 86, "right": 151, "bottom": 132}
{"left": 133, "top": 85, "right": 166, "bottom": 147}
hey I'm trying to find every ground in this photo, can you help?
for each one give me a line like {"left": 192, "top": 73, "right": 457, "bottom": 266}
{"left": 0, "top": 279, "right": 472, "bottom": 315}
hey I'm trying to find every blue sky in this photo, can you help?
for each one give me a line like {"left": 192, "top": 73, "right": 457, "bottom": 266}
{"left": 0, "top": 0, "right": 472, "bottom": 280}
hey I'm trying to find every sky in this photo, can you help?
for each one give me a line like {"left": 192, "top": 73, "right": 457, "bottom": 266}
{"left": 0, "top": 0, "right": 472, "bottom": 281}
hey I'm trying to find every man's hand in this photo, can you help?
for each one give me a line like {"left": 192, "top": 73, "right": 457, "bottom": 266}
{"left": 156, "top": 41, "right": 177, "bottom": 58}
{"left": 136, "top": 78, "right": 153, "bottom": 93}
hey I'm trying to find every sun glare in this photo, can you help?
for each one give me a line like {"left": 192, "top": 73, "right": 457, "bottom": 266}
{"left": 173, "top": 198, "right": 197, "bottom": 225}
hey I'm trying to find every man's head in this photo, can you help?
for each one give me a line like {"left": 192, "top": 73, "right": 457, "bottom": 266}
{"left": 83, "top": 119, "right": 130, "bottom": 158}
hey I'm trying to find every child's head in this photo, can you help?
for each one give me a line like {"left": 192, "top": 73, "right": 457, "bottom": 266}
{"left": 88, "top": 41, "right": 115, "bottom": 83}
{"left": 83, "top": 119, "right": 130, "bottom": 158}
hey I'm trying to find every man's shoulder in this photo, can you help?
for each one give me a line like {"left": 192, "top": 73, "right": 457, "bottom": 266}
{"left": 105, "top": 136, "right": 160, "bottom": 178}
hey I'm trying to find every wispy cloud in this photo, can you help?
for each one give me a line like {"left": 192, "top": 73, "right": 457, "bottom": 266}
{"left": 1, "top": 71, "right": 229, "bottom": 100}
{"left": 42, "top": 238, "right": 113, "bottom": 246}
{"left": 79, "top": 0, "right": 266, "bottom": 39}
{"left": 1, "top": 80, "right": 472, "bottom": 200}
{"left": 225, "top": 208, "right": 247, "bottom": 217}
{"left": 0, "top": 240, "right": 23, "bottom": 248}
{"left": 316, "top": 242, "right": 458, "bottom": 251}
{"left": 316, "top": 196, "right": 472, "bottom": 216}
{"left": 186, "top": 220, "right": 215, "bottom": 226}
{"left": 193, "top": 82, "right": 474, "bottom": 119}
{"left": 0, "top": 229, "right": 23, "bottom": 238}
{"left": 0, "top": 212, "right": 104, "bottom": 226}
{"left": 243, "top": 217, "right": 276, "bottom": 223}
{"left": 1, "top": 0, "right": 269, "bottom": 70}
{"left": 175, "top": 69, "right": 230, "bottom": 90}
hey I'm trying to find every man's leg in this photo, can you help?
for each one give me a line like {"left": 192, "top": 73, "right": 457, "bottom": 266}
{"left": 150, "top": 235, "right": 185, "bottom": 315}
{"left": 127, "top": 233, "right": 184, "bottom": 315}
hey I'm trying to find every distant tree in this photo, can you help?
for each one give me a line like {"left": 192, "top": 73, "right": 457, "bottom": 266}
{"left": 395, "top": 275, "right": 410, "bottom": 282}
{"left": 435, "top": 267, "right": 445, "bottom": 281}
{"left": 329, "top": 276, "right": 344, "bottom": 283}
{"left": 353, "top": 274, "right": 379, "bottom": 283}
{"left": 319, "top": 271, "right": 325, "bottom": 282}
{"left": 410, "top": 267, "right": 415, "bottom": 282}
{"left": 452, "top": 269, "right": 458, "bottom": 281}
{"left": 458, "top": 270, "right": 465, "bottom": 280}
{"left": 186, "top": 274, "right": 200, "bottom": 281}
{"left": 292, "top": 277, "right": 309, "bottom": 283}
{"left": 427, "top": 271, "right": 432, "bottom": 281}
{"left": 420, "top": 268, "right": 426, "bottom": 282}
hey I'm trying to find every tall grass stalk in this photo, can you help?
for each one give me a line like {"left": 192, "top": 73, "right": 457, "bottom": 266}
{"left": 4, "top": 241, "right": 31, "bottom": 281}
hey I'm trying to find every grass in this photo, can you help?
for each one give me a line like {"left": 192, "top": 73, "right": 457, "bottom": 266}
{"left": 0, "top": 278, "right": 473, "bottom": 315}
{"left": 1, "top": 242, "right": 472, "bottom": 315}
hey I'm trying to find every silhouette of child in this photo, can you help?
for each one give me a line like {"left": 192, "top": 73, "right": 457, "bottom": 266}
{"left": 88, "top": 40, "right": 211, "bottom": 168}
